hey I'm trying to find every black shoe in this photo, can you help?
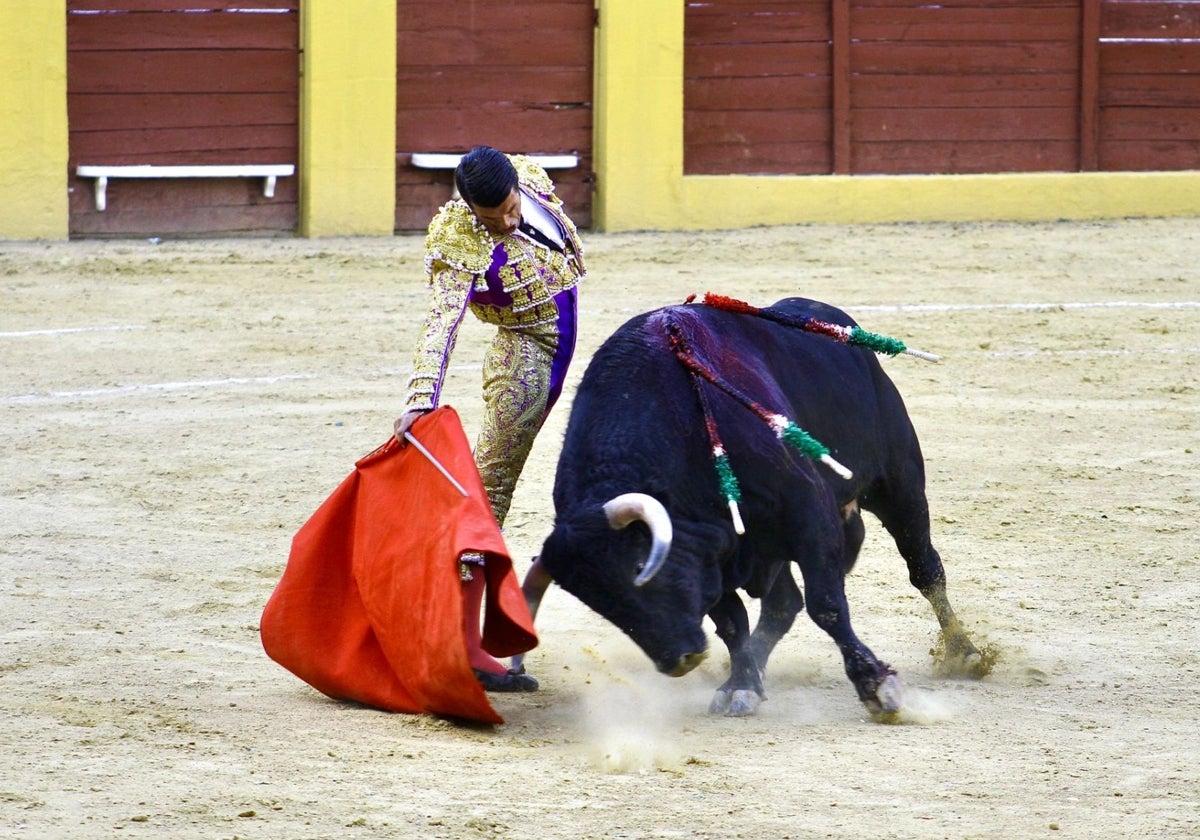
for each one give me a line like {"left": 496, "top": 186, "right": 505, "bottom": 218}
{"left": 473, "top": 667, "right": 539, "bottom": 693}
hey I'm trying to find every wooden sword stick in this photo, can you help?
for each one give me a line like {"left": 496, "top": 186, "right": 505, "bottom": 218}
{"left": 404, "top": 432, "right": 468, "bottom": 497}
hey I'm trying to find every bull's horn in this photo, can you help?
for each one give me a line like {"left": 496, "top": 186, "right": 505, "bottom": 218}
{"left": 602, "top": 493, "right": 673, "bottom": 587}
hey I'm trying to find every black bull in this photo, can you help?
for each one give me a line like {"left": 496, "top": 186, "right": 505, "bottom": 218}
{"left": 519, "top": 297, "right": 990, "bottom": 718}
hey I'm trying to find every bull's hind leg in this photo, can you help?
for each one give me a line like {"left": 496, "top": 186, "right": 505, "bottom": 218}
{"left": 799, "top": 548, "right": 904, "bottom": 719}
{"left": 867, "top": 469, "right": 991, "bottom": 679}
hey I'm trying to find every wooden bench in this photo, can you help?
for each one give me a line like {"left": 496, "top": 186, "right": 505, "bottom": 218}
{"left": 409, "top": 153, "right": 579, "bottom": 199}
{"left": 410, "top": 153, "right": 579, "bottom": 171}
{"left": 75, "top": 164, "right": 296, "bottom": 211}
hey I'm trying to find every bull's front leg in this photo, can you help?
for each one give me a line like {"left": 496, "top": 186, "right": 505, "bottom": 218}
{"left": 510, "top": 556, "right": 554, "bottom": 675}
{"left": 745, "top": 562, "right": 804, "bottom": 678}
{"left": 707, "top": 591, "right": 765, "bottom": 716}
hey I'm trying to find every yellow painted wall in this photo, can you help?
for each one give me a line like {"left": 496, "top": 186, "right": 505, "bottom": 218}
{"left": 673, "top": 170, "right": 1200, "bottom": 228}
{"left": 0, "top": 1, "right": 69, "bottom": 240}
{"left": 591, "top": 1, "right": 1200, "bottom": 232}
{"left": 299, "top": 1, "right": 397, "bottom": 237}
{"left": 593, "top": 2, "right": 684, "bottom": 231}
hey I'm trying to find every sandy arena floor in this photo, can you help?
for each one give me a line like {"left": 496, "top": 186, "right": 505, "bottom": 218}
{"left": 1, "top": 218, "right": 1197, "bottom": 838}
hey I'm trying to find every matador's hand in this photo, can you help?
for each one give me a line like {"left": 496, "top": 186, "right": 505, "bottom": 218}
{"left": 394, "top": 408, "right": 430, "bottom": 444}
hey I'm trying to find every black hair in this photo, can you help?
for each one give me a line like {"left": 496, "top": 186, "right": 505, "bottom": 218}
{"left": 454, "top": 146, "right": 518, "bottom": 209}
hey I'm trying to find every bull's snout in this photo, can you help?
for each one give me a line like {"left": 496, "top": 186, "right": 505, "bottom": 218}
{"left": 666, "top": 648, "right": 709, "bottom": 677}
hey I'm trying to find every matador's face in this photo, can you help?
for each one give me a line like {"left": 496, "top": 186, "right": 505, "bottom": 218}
{"left": 470, "top": 188, "right": 522, "bottom": 238}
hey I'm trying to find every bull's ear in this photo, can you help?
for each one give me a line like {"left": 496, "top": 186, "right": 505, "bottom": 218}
{"left": 641, "top": 478, "right": 674, "bottom": 510}
{"left": 674, "top": 519, "right": 737, "bottom": 562}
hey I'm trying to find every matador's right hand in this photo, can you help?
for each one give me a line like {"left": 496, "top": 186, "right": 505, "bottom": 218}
{"left": 394, "top": 408, "right": 430, "bottom": 444}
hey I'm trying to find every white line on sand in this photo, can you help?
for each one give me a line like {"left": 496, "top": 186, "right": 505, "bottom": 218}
{"left": 0, "top": 324, "right": 147, "bottom": 339}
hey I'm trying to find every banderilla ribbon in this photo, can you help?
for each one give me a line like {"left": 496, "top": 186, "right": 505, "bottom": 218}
{"left": 700, "top": 292, "right": 940, "bottom": 362}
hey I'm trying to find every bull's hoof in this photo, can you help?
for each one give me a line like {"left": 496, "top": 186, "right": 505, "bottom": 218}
{"left": 933, "top": 640, "right": 999, "bottom": 680}
{"left": 935, "top": 650, "right": 986, "bottom": 680}
{"left": 862, "top": 674, "right": 904, "bottom": 722}
{"left": 931, "top": 627, "right": 999, "bottom": 680}
{"left": 708, "top": 688, "right": 763, "bottom": 716}
{"left": 727, "top": 690, "right": 763, "bottom": 717}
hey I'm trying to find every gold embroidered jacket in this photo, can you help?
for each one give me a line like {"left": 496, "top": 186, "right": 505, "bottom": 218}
{"left": 404, "top": 156, "right": 585, "bottom": 412}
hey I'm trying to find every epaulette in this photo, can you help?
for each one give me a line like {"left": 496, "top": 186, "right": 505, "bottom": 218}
{"left": 510, "top": 155, "right": 556, "bottom": 200}
{"left": 424, "top": 200, "right": 494, "bottom": 275}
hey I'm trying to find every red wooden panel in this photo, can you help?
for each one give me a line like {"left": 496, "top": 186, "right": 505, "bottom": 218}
{"left": 685, "top": 76, "right": 830, "bottom": 111}
{"left": 686, "top": 42, "right": 831, "bottom": 77}
{"left": 68, "top": 93, "right": 295, "bottom": 131}
{"left": 68, "top": 176, "right": 298, "bottom": 236}
{"left": 852, "top": 5, "right": 1079, "bottom": 42}
{"left": 686, "top": 109, "right": 830, "bottom": 145}
{"left": 394, "top": 173, "right": 592, "bottom": 232}
{"left": 69, "top": 9, "right": 297, "bottom": 51}
{"left": 853, "top": 139, "right": 1080, "bottom": 173}
{"left": 853, "top": 72, "right": 1078, "bottom": 107}
{"left": 853, "top": 42, "right": 1080, "bottom": 73}
{"left": 691, "top": 74, "right": 830, "bottom": 112}
{"left": 1081, "top": 0, "right": 1101, "bottom": 170}
{"left": 854, "top": 106, "right": 1078, "bottom": 141}
{"left": 558, "top": 179, "right": 594, "bottom": 224}
{"left": 394, "top": 0, "right": 594, "bottom": 231}
{"left": 686, "top": 0, "right": 822, "bottom": 10}
{"left": 1101, "top": 72, "right": 1200, "bottom": 106}
{"left": 852, "top": 0, "right": 1077, "bottom": 9}
{"left": 69, "top": 124, "right": 296, "bottom": 164}
{"left": 1102, "top": 0, "right": 1200, "bottom": 38}
{"left": 398, "top": 106, "right": 591, "bottom": 150}
{"left": 69, "top": 51, "right": 298, "bottom": 94}
{"left": 398, "top": 40, "right": 591, "bottom": 71}
{"left": 684, "top": 0, "right": 834, "bottom": 175}
{"left": 685, "top": 3, "right": 830, "bottom": 44}
{"left": 398, "top": 28, "right": 588, "bottom": 67}
{"left": 398, "top": 1, "right": 592, "bottom": 32}
{"left": 69, "top": 1, "right": 295, "bottom": 11}
{"left": 1100, "top": 139, "right": 1200, "bottom": 169}
{"left": 395, "top": 189, "right": 457, "bottom": 232}
{"left": 67, "top": 1, "right": 300, "bottom": 235}
{"left": 684, "top": 140, "right": 832, "bottom": 175}
{"left": 396, "top": 68, "right": 591, "bottom": 107}
{"left": 833, "top": 0, "right": 852, "bottom": 173}
{"left": 1101, "top": 41, "right": 1200, "bottom": 73}
{"left": 69, "top": 174, "right": 298, "bottom": 213}
{"left": 681, "top": 0, "right": 1198, "bottom": 177}
{"left": 1099, "top": 37, "right": 1200, "bottom": 172}
{"left": 1101, "top": 106, "right": 1200, "bottom": 140}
